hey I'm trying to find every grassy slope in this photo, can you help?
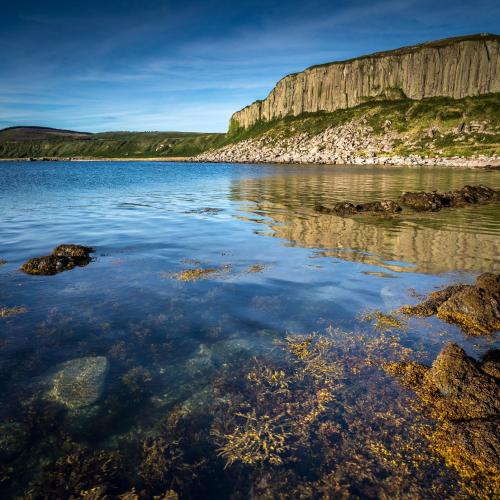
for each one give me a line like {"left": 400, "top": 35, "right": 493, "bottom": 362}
{"left": 225, "top": 93, "right": 500, "bottom": 158}
{"left": 1, "top": 93, "right": 499, "bottom": 159}
{"left": 0, "top": 129, "right": 225, "bottom": 158}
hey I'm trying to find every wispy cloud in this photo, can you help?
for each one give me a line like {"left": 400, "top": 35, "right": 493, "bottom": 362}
{"left": 1, "top": 0, "right": 498, "bottom": 131}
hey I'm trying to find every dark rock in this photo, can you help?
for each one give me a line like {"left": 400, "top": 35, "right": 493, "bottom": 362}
{"left": 401, "top": 273, "right": 500, "bottom": 335}
{"left": 314, "top": 199, "right": 402, "bottom": 216}
{"left": 400, "top": 185, "right": 499, "bottom": 212}
{"left": 357, "top": 200, "right": 402, "bottom": 213}
{"left": 476, "top": 272, "right": 500, "bottom": 294}
{"left": 436, "top": 286, "right": 500, "bottom": 335}
{"left": 52, "top": 244, "right": 93, "bottom": 259}
{"left": 400, "top": 191, "right": 447, "bottom": 211}
{"left": 314, "top": 202, "right": 357, "bottom": 216}
{"left": 427, "top": 343, "right": 500, "bottom": 419}
{"left": 20, "top": 244, "right": 94, "bottom": 276}
{"left": 385, "top": 343, "right": 500, "bottom": 486}
{"left": 400, "top": 285, "right": 467, "bottom": 317}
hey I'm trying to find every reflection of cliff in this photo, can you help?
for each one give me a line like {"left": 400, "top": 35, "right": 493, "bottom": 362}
{"left": 230, "top": 170, "right": 500, "bottom": 274}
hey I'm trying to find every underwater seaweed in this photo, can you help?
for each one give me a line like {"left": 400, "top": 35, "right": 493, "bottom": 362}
{"left": 0, "top": 306, "right": 28, "bottom": 318}
{"left": 359, "top": 308, "right": 408, "bottom": 332}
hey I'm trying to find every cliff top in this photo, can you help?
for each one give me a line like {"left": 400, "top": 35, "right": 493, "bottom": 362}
{"left": 307, "top": 33, "right": 499, "bottom": 70}
{"left": 235, "top": 33, "right": 500, "bottom": 114}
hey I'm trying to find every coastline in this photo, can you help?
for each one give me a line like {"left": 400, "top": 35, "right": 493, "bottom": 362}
{"left": 3, "top": 155, "right": 498, "bottom": 169}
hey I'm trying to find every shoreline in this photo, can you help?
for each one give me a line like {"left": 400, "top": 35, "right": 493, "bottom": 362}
{"left": 1, "top": 155, "right": 499, "bottom": 169}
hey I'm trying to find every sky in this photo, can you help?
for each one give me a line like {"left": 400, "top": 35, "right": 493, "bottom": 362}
{"left": 0, "top": 0, "right": 498, "bottom": 133}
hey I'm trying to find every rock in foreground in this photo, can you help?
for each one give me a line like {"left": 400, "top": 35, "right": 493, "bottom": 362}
{"left": 47, "top": 356, "right": 109, "bottom": 409}
{"left": 385, "top": 343, "right": 500, "bottom": 489}
{"left": 21, "top": 244, "right": 94, "bottom": 275}
{"left": 401, "top": 273, "right": 500, "bottom": 335}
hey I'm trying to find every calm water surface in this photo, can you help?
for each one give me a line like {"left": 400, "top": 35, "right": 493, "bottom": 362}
{"left": 0, "top": 161, "right": 499, "bottom": 498}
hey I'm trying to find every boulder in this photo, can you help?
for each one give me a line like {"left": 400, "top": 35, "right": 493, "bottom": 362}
{"left": 436, "top": 286, "right": 500, "bottom": 335}
{"left": 401, "top": 273, "right": 500, "bottom": 335}
{"left": 427, "top": 343, "right": 499, "bottom": 419}
{"left": 47, "top": 356, "right": 109, "bottom": 409}
{"left": 385, "top": 343, "right": 500, "bottom": 486}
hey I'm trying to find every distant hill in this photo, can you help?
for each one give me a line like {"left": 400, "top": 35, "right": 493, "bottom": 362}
{"left": 0, "top": 126, "right": 225, "bottom": 158}
{"left": 0, "top": 126, "right": 92, "bottom": 143}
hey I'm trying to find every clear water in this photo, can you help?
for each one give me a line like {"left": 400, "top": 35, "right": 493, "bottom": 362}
{"left": 0, "top": 161, "right": 499, "bottom": 498}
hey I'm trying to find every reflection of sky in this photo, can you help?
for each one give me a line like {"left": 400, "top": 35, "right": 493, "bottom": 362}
{"left": 1, "top": 0, "right": 498, "bottom": 132}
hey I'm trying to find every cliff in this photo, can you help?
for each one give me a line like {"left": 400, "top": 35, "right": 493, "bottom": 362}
{"left": 231, "top": 34, "right": 500, "bottom": 130}
{"left": 197, "top": 93, "right": 500, "bottom": 167}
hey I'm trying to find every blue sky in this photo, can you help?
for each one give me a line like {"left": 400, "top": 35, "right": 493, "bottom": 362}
{"left": 1, "top": 0, "right": 498, "bottom": 132}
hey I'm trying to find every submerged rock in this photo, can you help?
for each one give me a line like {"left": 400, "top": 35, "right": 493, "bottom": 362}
{"left": 436, "top": 286, "right": 500, "bottom": 335}
{"left": 47, "top": 356, "right": 109, "bottom": 409}
{"left": 400, "top": 285, "right": 467, "bottom": 317}
{"left": 401, "top": 273, "right": 500, "bottom": 335}
{"left": 314, "top": 199, "right": 401, "bottom": 216}
{"left": 21, "top": 244, "right": 94, "bottom": 275}
{"left": 385, "top": 343, "right": 500, "bottom": 487}
{"left": 428, "top": 343, "right": 499, "bottom": 419}
{"left": 400, "top": 184, "right": 499, "bottom": 212}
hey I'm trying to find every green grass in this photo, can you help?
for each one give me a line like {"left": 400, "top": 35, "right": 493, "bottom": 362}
{"left": 1, "top": 93, "right": 499, "bottom": 159}
{"left": 0, "top": 129, "right": 226, "bottom": 158}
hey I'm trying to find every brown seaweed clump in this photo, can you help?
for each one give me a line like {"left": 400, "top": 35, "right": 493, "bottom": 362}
{"left": 23, "top": 445, "right": 127, "bottom": 499}
{"left": 401, "top": 273, "right": 500, "bottom": 335}
{"left": 0, "top": 305, "right": 28, "bottom": 318}
{"left": 20, "top": 244, "right": 94, "bottom": 275}
{"left": 139, "top": 410, "right": 209, "bottom": 497}
{"left": 212, "top": 335, "right": 343, "bottom": 469}
{"left": 385, "top": 343, "right": 500, "bottom": 495}
{"left": 208, "top": 329, "right": 462, "bottom": 498}
{"left": 167, "top": 265, "right": 231, "bottom": 282}
{"left": 359, "top": 309, "right": 408, "bottom": 332}
{"left": 314, "top": 199, "right": 401, "bottom": 216}
{"left": 400, "top": 184, "right": 499, "bottom": 212}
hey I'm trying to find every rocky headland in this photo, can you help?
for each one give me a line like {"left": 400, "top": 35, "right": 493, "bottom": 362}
{"left": 196, "top": 113, "right": 500, "bottom": 167}
{"left": 197, "top": 34, "right": 500, "bottom": 166}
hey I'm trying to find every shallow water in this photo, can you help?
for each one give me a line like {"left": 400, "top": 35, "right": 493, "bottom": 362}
{"left": 0, "top": 161, "right": 499, "bottom": 498}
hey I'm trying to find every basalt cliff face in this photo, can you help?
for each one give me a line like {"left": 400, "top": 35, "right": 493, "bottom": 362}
{"left": 231, "top": 34, "right": 500, "bottom": 130}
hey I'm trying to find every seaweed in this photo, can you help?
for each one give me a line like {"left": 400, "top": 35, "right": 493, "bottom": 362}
{"left": 0, "top": 306, "right": 28, "bottom": 318}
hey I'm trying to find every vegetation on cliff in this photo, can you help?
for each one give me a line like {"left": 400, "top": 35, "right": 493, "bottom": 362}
{"left": 224, "top": 93, "right": 500, "bottom": 159}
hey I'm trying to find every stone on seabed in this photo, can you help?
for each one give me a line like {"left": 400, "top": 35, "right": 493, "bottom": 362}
{"left": 47, "top": 356, "right": 109, "bottom": 409}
